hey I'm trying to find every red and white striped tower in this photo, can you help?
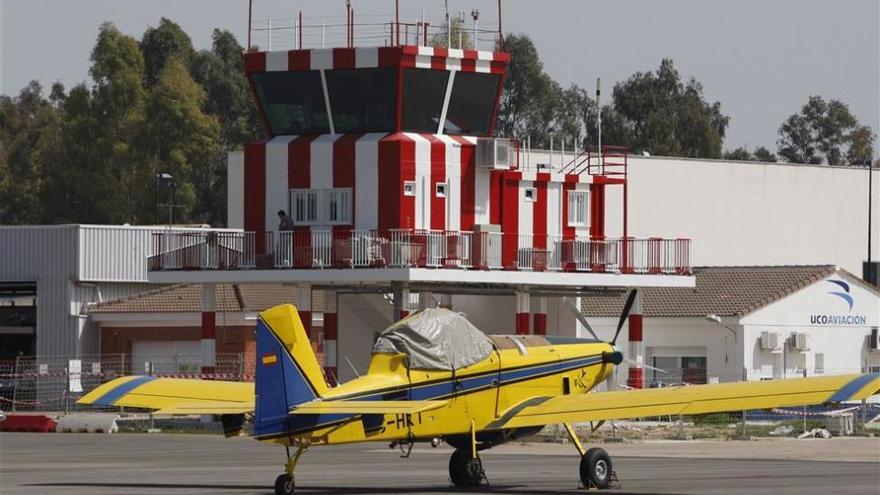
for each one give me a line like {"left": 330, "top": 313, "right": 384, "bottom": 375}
{"left": 323, "top": 291, "right": 338, "bottom": 386}
{"left": 532, "top": 296, "right": 547, "bottom": 335}
{"left": 200, "top": 284, "right": 216, "bottom": 376}
{"left": 515, "top": 290, "right": 530, "bottom": 335}
{"left": 626, "top": 290, "right": 644, "bottom": 389}
{"left": 296, "top": 284, "right": 312, "bottom": 338}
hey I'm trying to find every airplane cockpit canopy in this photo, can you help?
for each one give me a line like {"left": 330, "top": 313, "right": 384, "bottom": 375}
{"left": 372, "top": 308, "right": 493, "bottom": 371}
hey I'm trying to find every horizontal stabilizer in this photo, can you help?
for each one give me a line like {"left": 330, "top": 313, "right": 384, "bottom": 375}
{"left": 77, "top": 376, "right": 254, "bottom": 415}
{"left": 290, "top": 400, "right": 446, "bottom": 415}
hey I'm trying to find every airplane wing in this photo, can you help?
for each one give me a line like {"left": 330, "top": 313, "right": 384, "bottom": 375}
{"left": 77, "top": 376, "right": 254, "bottom": 414}
{"left": 290, "top": 400, "right": 446, "bottom": 415}
{"left": 491, "top": 373, "right": 880, "bottom": 430}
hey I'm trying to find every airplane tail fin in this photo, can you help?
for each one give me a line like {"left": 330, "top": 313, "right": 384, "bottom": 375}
{"left": 254, "top": 304, "right": 328, "bottom": 438}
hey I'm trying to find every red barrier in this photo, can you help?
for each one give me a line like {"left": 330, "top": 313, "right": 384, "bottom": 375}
{"left": 0, "top": 414, "right": 57, "bottom": 433}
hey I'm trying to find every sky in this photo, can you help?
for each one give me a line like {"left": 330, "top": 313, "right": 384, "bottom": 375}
{"left": 1, "top": 0, "right": 878, "bottom": 153}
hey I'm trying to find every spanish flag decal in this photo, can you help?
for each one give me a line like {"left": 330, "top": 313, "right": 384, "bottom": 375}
{"left": 261, "top": 353, "right": 278, "bottom": 366}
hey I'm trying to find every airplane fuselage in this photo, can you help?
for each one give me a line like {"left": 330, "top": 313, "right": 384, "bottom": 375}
{"left": 257, "top": 338, "right": 616, "bottom": 446}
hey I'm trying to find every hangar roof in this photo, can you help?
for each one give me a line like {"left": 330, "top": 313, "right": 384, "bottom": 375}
{"left": 581, "top": 265, "right": 870, "bottom": 318}
{"left": 89, "top": 284, "right": 325, "bottom": 314}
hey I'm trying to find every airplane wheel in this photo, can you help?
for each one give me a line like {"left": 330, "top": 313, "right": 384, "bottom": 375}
{"left": 449, "top": 449, "right": 483, "bottom": 487}
{"left": 274, "top": 473, "right": 295, "bottom": 494}
{"left": 579, "top": 447, "right": 612, "bottom": 489}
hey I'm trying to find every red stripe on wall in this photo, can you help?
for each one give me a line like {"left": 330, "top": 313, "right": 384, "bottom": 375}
{"left": 532, "top": 313, "right": 547, "bottom": 335}
{"left": 425, "top": 135, "right": 446, "bottom": 230}
{"left": 451, "top": 136, "right": 476, "bottom": 231}
{"left": 244, "top": 140, "right": 267, "bottom": 232}
{"left": 430, "top": 56, "right": 446, "bottom": 71}
{"left": 378, "top": 133, "right": 415, "bottom": 231}
{"left": 333, "top": 48, "right": 356, "bottom": 69}
{"left": 201, "top": 312, "right": 216, "bottom": 339}
{"left": 378, "top": 47, "right": 402, "bottom": 67}
{"left": 590, "top": 183, "right": 605, "bottom": 239}
{"left": 289, "top": 50, "right": 310, "bottom": 71}
{"left": 243, "top": 52, "right": 266, "bottom": 73}
{"left": 289, "top": 135, "right": 317, "bottom": 189}
{"left": 489, "top": 171, "right": 503, "bottom": 226}
{"left": 461, "top": 58, "right": 476, "bottom": 72}
{"left": 533, "top": 180, "right": 548, "bottom": 249}
{"left": 501, "top": 174, "right": 520, "bottom": 269}
{"left": 332, "top": 134, "right": 361, "bottom": 232}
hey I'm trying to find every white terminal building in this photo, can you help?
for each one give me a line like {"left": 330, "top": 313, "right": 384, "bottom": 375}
{"left": 2, "top": 37, "right": 878, "bottom": 390}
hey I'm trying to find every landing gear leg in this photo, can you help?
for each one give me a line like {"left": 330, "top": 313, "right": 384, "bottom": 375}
{"left": 563, "top": 422, "right": 617, "bottom": 490}
{"left": 275, "top": 442, "right": 307, "bottom": 495}
{"left": 448, "top": 419, "right": 488, "bottom": 487}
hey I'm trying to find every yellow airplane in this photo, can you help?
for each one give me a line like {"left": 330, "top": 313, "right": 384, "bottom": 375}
{"left": 79, "top": 293, "right": 880, "bottom": 495}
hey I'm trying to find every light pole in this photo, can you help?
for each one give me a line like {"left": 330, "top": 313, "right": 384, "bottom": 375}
{"left": 156, "top": 173, "right": 177, "bottom": 225}
{"left": 705, "top": 314, "right": 739, "bottom": 379}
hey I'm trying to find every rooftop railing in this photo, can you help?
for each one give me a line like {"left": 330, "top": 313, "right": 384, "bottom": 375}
{"left": 147, "top": 229, "right": 691, "bottom": 275}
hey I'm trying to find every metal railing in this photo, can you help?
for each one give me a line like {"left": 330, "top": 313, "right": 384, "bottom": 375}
{"left": 148, "top": 230, "right": 691, "bottom": 275}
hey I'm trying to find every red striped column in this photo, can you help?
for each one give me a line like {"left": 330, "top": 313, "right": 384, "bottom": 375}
{"left": 324, "top": 291, "right": 338, "bottom": 386}
{"left": 532, "top": 296, "right": 547, "bottom": 335}
{"left": 296, "top": 284, "right": 312, "bottom": 339}
{"left": 515, "top": 290, "right": 530, "bottom": 335}
{"left": 201, "top": 284, "right": 216, "bottom": 376}
{"left": 626, "top": 290, "right": 644, "bottom": 389}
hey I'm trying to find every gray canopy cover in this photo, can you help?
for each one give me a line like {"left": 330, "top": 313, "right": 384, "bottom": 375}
{"left": 372, "top": 308, "right": 493, "bottom": 370}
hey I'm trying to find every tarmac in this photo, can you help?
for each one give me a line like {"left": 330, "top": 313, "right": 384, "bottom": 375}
{"left": 1, "top": 432, "right": 879, "bottom": 494}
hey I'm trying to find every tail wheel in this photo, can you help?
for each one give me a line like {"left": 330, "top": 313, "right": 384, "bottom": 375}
{"left": 579, "top": 447, "right": 612, "bottom": 489}
{"left": 274, "top": 473, "right": 295, "bottom": 495}
{"left": 449, "top": 448, "right": 484, "bottom": 487}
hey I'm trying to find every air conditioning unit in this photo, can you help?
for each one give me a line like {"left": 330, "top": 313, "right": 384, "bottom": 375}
{"left": 476, "top": 138, "right": 512, "bottom": 169}
{"left": 760, "top": 331, "right": 780, "bottom": 351}
{"left": 789, "top": 332, "right": 809, "bottom": 351}
{"left": 870, "top": 327, "right": 880, "bottom": 352}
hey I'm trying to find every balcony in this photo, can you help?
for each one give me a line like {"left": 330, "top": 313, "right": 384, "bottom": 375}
{"left": 148, "top": 230, "right": 690, "bottom": 276}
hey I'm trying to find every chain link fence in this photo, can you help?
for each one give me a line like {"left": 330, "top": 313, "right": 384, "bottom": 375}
{"left": 0, "top": 353, "right": 250, "bottom": 413}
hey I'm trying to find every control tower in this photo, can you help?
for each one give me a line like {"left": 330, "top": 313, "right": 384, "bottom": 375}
{"left": 148, "top": 6, "right": 694, "bottom": 386}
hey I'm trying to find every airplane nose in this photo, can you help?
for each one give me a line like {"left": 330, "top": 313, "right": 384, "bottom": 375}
{"left": 601, "top": 350, "right": 623, "bottom": 365}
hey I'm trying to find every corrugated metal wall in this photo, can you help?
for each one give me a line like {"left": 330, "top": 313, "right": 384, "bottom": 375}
{"left": 0, "top": 226, "right": 178, "bottom": 359}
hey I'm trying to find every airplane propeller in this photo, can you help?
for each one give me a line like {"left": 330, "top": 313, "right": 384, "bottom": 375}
{"left": 563, "top": 289, "right": 670, "bottom": 376}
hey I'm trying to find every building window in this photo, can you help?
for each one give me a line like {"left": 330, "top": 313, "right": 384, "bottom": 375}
{"left": 291, "top": 189, "right": 319, "bottom": 225}
{"left": 814, "top": 353, "right": 824, "bottom": 374}
{"left": 326, "top": 188, "right": 352, "bottom": 225}
{"left": 567, "top": 190, "right": 589, "bottom": 227}
{"left": 436, "top": 182, "right": 447, "bottom": 198}
{"left": 403, "top": 181, "right": 416, "bottom": 197}
{"left": 524, "top": 187, "right": 537, "bottom": 202}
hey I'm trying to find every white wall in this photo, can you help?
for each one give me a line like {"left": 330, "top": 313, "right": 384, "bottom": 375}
{"left": 740, "top": 273, "right": 880, "bottom": 379}
{"left": 521, "top": 151, "right": 880, "bottom": 274}
{"left": 337, "top": 293, "right": 394, "bottom": 382}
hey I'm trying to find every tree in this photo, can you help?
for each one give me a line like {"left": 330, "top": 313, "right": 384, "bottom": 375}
{"left": 142, "top": 57, "right": 221, "bottom": 224}
{"left": 431, "top": 16, "right": 473, "bottom": 50}
{"left": 607, "top": 59, "right": 729, "bottom": 158}
{"left": 777, "top": 95, "right": 865, "bottom": 165}
{"left": 496, "top": 34, "right": 549, "bottom": 140}
{"left": 753, "top": 146, "right": 777, "bottom": 162}
{"left": 846, "top": 125, "right": 875, "bottom": 165}
{"left": 141, "top": 18, "right": 195, "bottom": 87}
{"left": 723, "top": 146, "right": 753, "bottom": 161}
{"left": 0, "top": 82, "right": 61, "bottom": 224}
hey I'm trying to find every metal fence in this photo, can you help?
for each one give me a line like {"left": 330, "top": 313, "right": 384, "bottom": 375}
{"left": 0, "top": 353, "right": 249, "bottom": 413}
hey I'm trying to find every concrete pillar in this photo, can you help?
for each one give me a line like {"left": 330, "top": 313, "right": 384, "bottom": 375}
{"left": 418, "top": 291, "right": 434, "bottom": 310}
{"left": 393, "top": 286, "right": 411, "bottom": 320}
{"left": 532, "top": 296, "right": 547, "bottom": 335}
{"left": 515, "top": 290, "right": 530, "bottom": 335}
{"left": 201, "top": 284, "right": 216, "bottom": 376}
{"left": 296, "top": 284, "right": 312, "bottom": 338}
{"left": 438, "top": 294, "right": 452, "bottom": 309}
{"left": 626, "top": 290, "right": 644, "bottom": 389}
{"left": 324, "top": 291, "right": 338, "bottom": 386}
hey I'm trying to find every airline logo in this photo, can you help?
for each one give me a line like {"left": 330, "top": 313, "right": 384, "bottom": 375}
{"left": 809, "top": 279, "right": 866, "bottom": 326}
